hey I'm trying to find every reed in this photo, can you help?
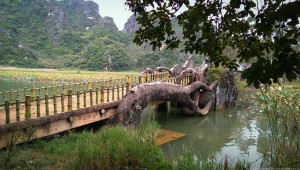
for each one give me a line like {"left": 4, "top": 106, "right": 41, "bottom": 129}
{"left": 72, "top": 121, "right": 170, "bottom": 170}
{"left": 259, "top": 85, "right": 300, "bottom": 168}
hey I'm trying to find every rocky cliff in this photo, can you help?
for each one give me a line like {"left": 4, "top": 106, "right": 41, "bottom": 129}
{"left": 0, "top": 0, "right": 122, "bottom": 69}
{"left": 122, "top": 14, "right": 139, "bottom": 34}
{"left": 0, "top": 0, "right": 201, "bottom": 70}
{"left": 46, "top": 0, "right": 103, "bottom": 43}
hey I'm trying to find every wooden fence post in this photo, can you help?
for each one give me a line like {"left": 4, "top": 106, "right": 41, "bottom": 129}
{"left": 89, "top": 88, "right": 93, "bottom": 106}
{"left": 96, "top": 88, "right": 99, "bottom": 104}
{"left": 100, "top": 86, "right": 104, "bottom": 104}
{"left": 122, "top": 84, "right": 124, "bottom": 98}
{"left": 106, "top": 87, "right": 110, "bottom": 102}
{"left": 63, "top": 84, "right": 66, "bottom": 94}
{"left": 53, "top": 93, "right": 57, "bottom": 114}
{"left": 109, "top": 77, "right": 113, "bottom": 87}
{"left": 5, "top": 101, "right": 10, "bottom": 124}
{"left": 45, "top": 94, "right": 49, "bottom": 115}
{"left": 76, "top": 91, "right": 80, "bottom": 109}
{"left": 117, "top": 85, "right": 120, "bottom": 100}
{"left": 25, "top": 95, "right": 31, "bottom": 120}
{"left": 36, "top": 95, "right": 41, "bottom": 117}
{"left": 61, "top": 92, "right": 65, "bottom": 112}
{"left": 16, "top": 99, "right": 20, "bottom": 121}
{"left": 83, "top": 90, "right": 86, "bottom": 107}
{"left": 112, "top": 87, "right": 115, "bottom": 101}
{"left": 88, "top": 82, "right": 92, "bottom": 90}
{"left": 126, "top": 82, "right": 130, "bottom": 93}
{"left": 68, "top": 89, "right": 72, "bottom": 111}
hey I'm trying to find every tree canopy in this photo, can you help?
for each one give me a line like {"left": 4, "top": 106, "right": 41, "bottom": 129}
{"left": 125, "top": 0, "right": 300, "bottom": 87}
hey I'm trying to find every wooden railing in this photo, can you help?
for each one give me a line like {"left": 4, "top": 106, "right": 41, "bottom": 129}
{"left": 0, "top": 72, "right": 191, "bottom": 125}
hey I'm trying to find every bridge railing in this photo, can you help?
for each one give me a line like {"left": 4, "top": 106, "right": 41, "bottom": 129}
{"left": 0, "top": 72, "right": 191, "bottom": 125}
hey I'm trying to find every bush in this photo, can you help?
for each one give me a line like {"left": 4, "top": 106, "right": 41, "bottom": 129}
{"left": 258, "top": 86, "right": 300, "bottom": 168}
{"left": 207, "top": 66, "right": 225, "bottom": 83}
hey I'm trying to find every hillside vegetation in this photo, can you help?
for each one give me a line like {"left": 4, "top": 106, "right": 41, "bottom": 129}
{"left": 0, "top": 0, "right": 203, "bottom": 71}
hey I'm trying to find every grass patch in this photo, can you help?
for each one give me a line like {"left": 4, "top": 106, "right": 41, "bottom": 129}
{"left": 73, "top": 124, "right": 170, "bottom": 170}
{"left": 0, "top": 67, "right": 139, "bottom": 82}
{"left": 0, "top": 122, "right": 171, "bottom": 170}
{"left": 0, "top": 121, "right": 252, "bottom": 170}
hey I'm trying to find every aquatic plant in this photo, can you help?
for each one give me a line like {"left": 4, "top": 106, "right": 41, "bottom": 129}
{"left": 172, "top": 145, "right": 250, "bottom": 170}
{"left": 259, "top": 85, "right": 300, "bottom": 168}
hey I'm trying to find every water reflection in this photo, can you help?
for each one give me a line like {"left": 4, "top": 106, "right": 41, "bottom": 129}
{"left": 142, "top": 99, "right": 269, "bottom": 168}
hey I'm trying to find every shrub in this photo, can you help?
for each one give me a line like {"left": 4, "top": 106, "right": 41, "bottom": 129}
{"left": 207, "top": 66, "right": 225, "bottom": 84}
{"left": 258, "top": 86, "right": 300, "bottom": 168}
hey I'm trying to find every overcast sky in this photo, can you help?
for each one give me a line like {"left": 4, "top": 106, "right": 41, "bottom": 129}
{"left": 92, "top": 0, "right": 198, "bottom": 31}
{"left": 93, "top": 0, "right": 133, "bottom": 31}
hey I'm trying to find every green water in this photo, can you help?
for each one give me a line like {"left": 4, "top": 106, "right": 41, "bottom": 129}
{"left": 0, "top": 78, "right": 269, "bottom": 168}
{"left": 0, "top": 78, "right": 54, "bottom": 103}
{"left": 0, "top": 78, "right": 50, "bottom": 92}
{"left": 142, "top": 96, "right": 269, "bottom": 168}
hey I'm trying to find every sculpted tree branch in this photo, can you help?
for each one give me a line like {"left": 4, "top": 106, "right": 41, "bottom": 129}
{"left": 113, "top": 80, "right": 218, "bottom": 126}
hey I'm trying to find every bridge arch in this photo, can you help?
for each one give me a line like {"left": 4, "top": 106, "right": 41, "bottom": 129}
{"left": 111, "top": 80, "right": 218, "bottom": 126}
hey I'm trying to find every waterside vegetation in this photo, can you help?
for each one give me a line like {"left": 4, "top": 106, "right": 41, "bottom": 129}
{"left": 0, "top": 67, "right": 139, "bottom": 82}
{"left": 0, "top": 121, "right": 251, "bottom": 170}
{"left": 258, "top": 84, "right": 300, "bottom": 168}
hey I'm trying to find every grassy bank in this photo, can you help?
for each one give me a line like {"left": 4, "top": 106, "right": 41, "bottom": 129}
{"left": 0, "top": 121, "right": 250, "bottom": 170}
{"left": 0, "top": 66, "right": 139, "bottom": 82}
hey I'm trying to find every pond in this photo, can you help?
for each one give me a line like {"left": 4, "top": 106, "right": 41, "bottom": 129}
{"left": 141, "top": 93, "right": 270, "bottom": 169}
{"left": 0, "top": 78, "right": 270, "bottom": 168}
{"left": 0, "top": 78, "right": 51, "bottom": 92}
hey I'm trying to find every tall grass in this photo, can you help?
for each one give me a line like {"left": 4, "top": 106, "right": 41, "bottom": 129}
{"left": 0, "top": 120, "right": 252, "bottom": 169}
{"left": 72, "top": 121, "right": 171, "bottom": 170}
{"left": 259, "top": 85, "right": 300, "bottom": 168}
{"left": 171, "top": 145, "right": 250, "bottom": 170}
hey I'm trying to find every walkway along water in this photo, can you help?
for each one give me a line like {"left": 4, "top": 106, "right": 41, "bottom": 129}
{"left": 0, "top": 72, "right": 188, "bottom": 148}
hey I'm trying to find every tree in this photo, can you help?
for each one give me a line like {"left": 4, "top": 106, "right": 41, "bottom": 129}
{"left": 125, "top": 0, "right": 300, "bottom": 87}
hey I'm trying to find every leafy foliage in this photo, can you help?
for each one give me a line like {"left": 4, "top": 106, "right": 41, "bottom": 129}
{"left": 259, "top": 86, "right": 300, "bottom": 168}
{"left": 125, "top": 0, "right": 300, "bottom": 87}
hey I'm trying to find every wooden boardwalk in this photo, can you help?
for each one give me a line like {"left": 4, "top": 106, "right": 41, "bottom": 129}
{"left": 0, "top": 73, "right": 190, "bottom": 149}
{"left": 0, "top": 86, "right": 127, "bottom": 124}
{"left": 0, "top": 73, "right": 179, "bottom": 124}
